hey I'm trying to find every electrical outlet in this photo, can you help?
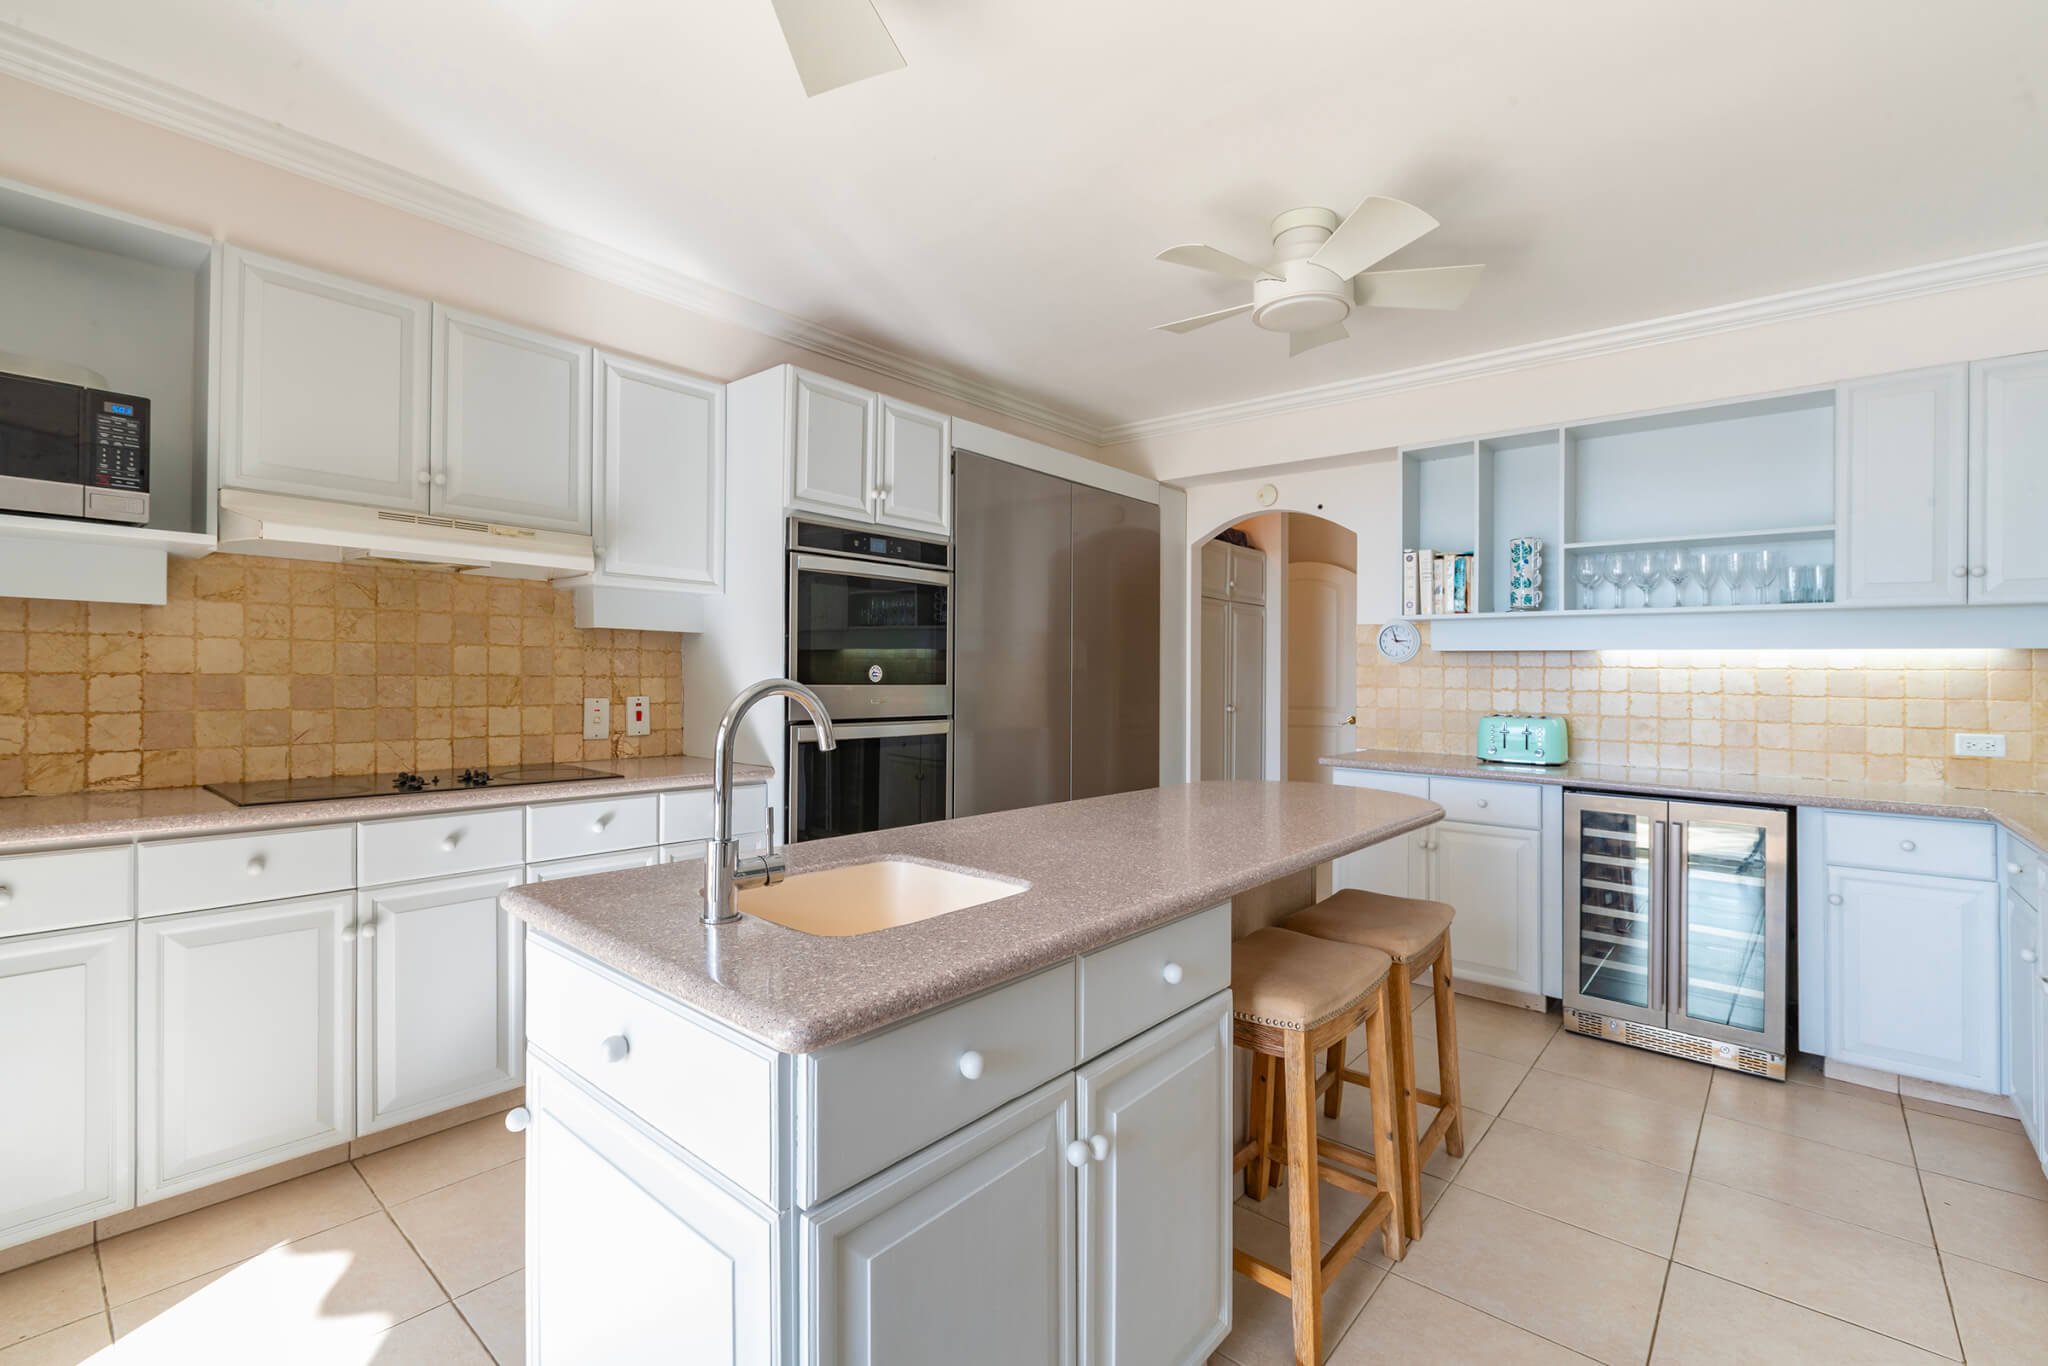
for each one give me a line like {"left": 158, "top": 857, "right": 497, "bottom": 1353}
{"left": 1953, "top": 732, "right": 2006, "bottom": 758}
{"left": 625, "top": 695, "right": 651, "bottom": 737}
{"left": 583, "top": 697, "right": 611, "bottom": 740}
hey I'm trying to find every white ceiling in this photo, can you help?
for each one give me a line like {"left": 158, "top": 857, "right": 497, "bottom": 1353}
{"left": 7, "top": 0, "right": 2046, "bottom": 437}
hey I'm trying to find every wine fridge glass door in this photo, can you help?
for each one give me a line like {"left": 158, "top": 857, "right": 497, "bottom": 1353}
{"left": 1565, "top": 793, "right": 1669, "bottom": 1028}
{"left": 1668, "top": 802, "right": 1789, "bottom": 1053}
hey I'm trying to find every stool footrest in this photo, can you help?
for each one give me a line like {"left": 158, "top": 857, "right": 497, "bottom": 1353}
{"left": 1232, "top": 1249, "right": 1292, "bottom": 1298}
{"left": 1321, "top": 1192, "right": 1394, "bottom": 1278}
{"left": 1415, "top": 1087, "right": 1447, "bottom": 1109}
{"left": 1315, "top": 1136, "right": 1380, "bottom": 1184}
{"left": 1338, "top": 1066, "right": 1374, "bottom": 1090}
{"left": 1418, "top": 1102, "right": 1456, "bottom": 1163}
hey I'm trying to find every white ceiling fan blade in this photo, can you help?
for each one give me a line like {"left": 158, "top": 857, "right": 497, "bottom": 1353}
{"left": 1153, "top": 303, "right": 1254, "bottom": 334}
{"left": 1353, "top": 263, "right": 1486, "bottom": 310}
{"left": 770, "top": 0, "right": 906, "bottom": 96}
{"left": 1308, "top": 195, "right": 1439, "bottom": 280}
{"left": 1288, "top": 323, "right": 1349, "bottom": 358}
{"left": 1156, "top": 244, "right": 1279, "bottom": 282}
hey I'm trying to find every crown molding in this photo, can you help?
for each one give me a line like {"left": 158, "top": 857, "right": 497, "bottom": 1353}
{"left": 1098, "top": 239, "right": 2048, "bottom": 447}
{"left": 0, "top": 22, "right": 1107, "bottom": 447}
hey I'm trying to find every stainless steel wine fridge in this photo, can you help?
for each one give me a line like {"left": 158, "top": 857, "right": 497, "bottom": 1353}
{"left": 1563, "top": 793, "right": 1790, "bottom": 1079}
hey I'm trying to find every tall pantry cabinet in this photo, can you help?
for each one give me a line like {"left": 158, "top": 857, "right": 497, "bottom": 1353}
{"left": 1200, "top": 539, "right": 1265, "bottom": 781}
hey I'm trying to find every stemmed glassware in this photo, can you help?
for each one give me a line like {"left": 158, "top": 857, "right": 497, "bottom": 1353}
{"left": 1745, "top": 549, "right": 1778, "bottom": 605}
{"left": 1628, "top": 553, "right": 1661, "bottom": 609}
{"left": 1663, "top": 551, "right": 1691, "bottom": 609}
{"left": 1717, "top": 551, "right": 1743, "bottom": 606}
{"left": 1575, "top": 558, "right": 1602, "bottom": 610}
{"left": 1602, "top": 554, "right": 1628, "bottom": 611}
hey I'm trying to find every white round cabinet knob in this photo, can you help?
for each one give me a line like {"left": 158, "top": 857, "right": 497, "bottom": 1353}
{"left": 441, "top": 834, "right": 460, "bottom": 852}
{"left": 590, "top": 814, "right": 612, "bottom": 833}
{"left": 1953, "top": 566, "right": 1969, "bottom": 578}
{"left": 505, "top": 1107, "right": 531, "bottom": 1133}
{"left": 360, "top": 921, "right": 377, "bottom": 940}
{"left": 1064, "top": 1140, "right": 1091, "bottom": 1169}
{"left": 0, "top": 885, "right": 11, "bottom": 905}
{"left": 2023, "top": 948, "right": 2039, "bottom": 965}
{"left": 246, "top": 856, "right": 265, "bottom": 876}
{"left": 1828, "top": 893, "right": 1844, "bottom": 905}
{"left": 431, "top": 472, "right": 447, "bottom": 487}
{"left": 1900, "top": 840, "right": 1916, "bottom": 852}
{"left": 1477, "top": 798, "right": 1489, "bottom": 808}
{"left": 601, "top": 1034, "right": 630, "bottom": 1064}
{"left": 1161, "top": 962, "right": 1184, "bottom": 986}
{"left": 1089, "top": 1134, "right": 1110, "bottom": 1162}
{"left": 341, "top": 925, "right": 357, "bottom": 943}
{"left": 957, "top": 1050, "right": 985, "bottom": 1081}
{"left": 416, "top": 470, "right": 431, "bottom": 485}
{"left": 2010, "top": 863, "right": 2024, "bottom": 876}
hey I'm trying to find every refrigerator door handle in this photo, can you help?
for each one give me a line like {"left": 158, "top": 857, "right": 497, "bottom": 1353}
{"left": 1669, "top": 820, "right": 1689, "bottom": 1028}
{"left": 1648, "top": 819, "right": 1667, "bottom": 1012}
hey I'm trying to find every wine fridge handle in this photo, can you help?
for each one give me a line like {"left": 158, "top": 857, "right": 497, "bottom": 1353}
{"left": 1669, "top": 820, "right": 1689, "bottom": 1023}
{"left": 1649, "top": 820, "right": 1667, "bottom": 1012}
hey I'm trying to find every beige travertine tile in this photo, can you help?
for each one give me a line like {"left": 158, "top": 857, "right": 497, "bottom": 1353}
{"left": 1650, "top": 1264, "right": 1953, "bottom": 1364}
{"left": 1904, "top": 1108, "right": 2048, "bottom": 1200}
{"left": 1318, "top": 1096, "right": 1494, "bottom": 1183}
{"left": 1412, "top": 996, "right": 1559, "bottom": 1067}
{"left": 1706, "top": 1068, "right": 1912, "bottom": 1164}
{"left": 1690, "top": 1112, "right": 1931, "bottom": 1243}
{"left": 1498, "top": 1068, "right": 1701, "bottom": 1171}
{"left": 1391, "top": 1187, "right": 1666, "bottom": 1366}
{"left": 1219, "top": 1208, "right": 1385, "bottom": 1366}
{"left": 1453, "top": 1118, "right": 1687, "bottom": 1255}
{"left": 1532, "top": 1031, "right": 1712, "bottom": 1111}
{"left": 1379, "top": 1030, "right": 1532, "bottom": 1117}
{"left": 1901, "top": 1092, "right": 2029, "bottom": 1136}
{"left": 0, "top": 1249, "right": 102, "bottom": 1349}
{"left": 1331, "top": 1275, "right": 1597, "bottom": 1365}
{"left": 0, "top": 1315, "right": 109, "bottom": 1366}
{"left": 1919, "top": 1172, "right": 2048, "bottom": 1281}
{"left": 354, "top": 1112, "right": 526, "bottom": 1206}
{"left": 107, "top": 1265, "right": 231, "bottom": 1338}
{"left": 388, "top": 1160, "right": 526, "bottom": 1299}
{"left": 1941, "top": 1252, "right": 2048, "bottom": 1365}
{"left": 455, "top": 1269, "right": 525, "bottom": 1366}
{"left": 97, "top": 1163, "right": 379, "bottom": 1306}
{"left": 0, "top": 1226, "right": 92, "bottom": 1280}
{"left": 1673, "top": 1179, "right": 1960, "bottom": 1358}
{"left": 364, "top": 1303, "right": 495, "bottom": 1365}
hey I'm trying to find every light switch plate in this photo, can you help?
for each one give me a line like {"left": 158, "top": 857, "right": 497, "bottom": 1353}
{"left": 625, "top": 695, "right": 651, "bottom": 737}
{"left": 583, "top": 697, "right": 611, "bottom": 740}
{"left": 1953, "top": 732, "right": 2006, "bottom": 757}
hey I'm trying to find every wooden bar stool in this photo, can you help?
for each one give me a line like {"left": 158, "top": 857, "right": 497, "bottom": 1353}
{"left": 1279, "top": 889, "right": 1465, "bottom": 1242}
{"left": 1230, "top": 927, "right": 1407, "bottom": 1366}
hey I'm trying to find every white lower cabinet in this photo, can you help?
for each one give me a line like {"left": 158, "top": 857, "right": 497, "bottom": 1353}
{"left": 0, "top": 923, "right": 134, "bottom": 1244}
{"left": 1430, "top": 821, "right": 1543, "bottom": 999}
{"left": 2006, "top": 890, "right": 2042, "bottom": 1148}
{"left": 138, "top": 894, "right": 355, "bottom": 1201}
{"left": 356, "top": 869, "right": 523, "bottom": 1134}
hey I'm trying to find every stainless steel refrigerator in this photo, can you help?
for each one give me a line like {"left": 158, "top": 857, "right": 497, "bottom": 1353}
{"left": 1564, "top": 792, "right": 1790, "bottom": 1078}
{"left": 953, "top": 450, "right": 1160, "bottom": 817}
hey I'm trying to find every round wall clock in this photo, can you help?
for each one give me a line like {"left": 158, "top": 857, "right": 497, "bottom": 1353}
{"left": 1375, "top": 621, "right": 1421, "bottom": 663}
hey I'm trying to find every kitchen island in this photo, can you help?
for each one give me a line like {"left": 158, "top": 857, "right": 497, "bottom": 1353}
{"left": 498, "top": 779, "right": 1441, "bottom": 1366}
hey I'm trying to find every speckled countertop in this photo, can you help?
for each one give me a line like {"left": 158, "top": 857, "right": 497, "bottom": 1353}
{"left": 501, "top": 780, "right": 1444, "bottom": 1053}
{"left": 0, "top": 755, "right": 774, "bottom": 852}
{"left": 1321, "top": 748, "right": 2048, "bottom": 848}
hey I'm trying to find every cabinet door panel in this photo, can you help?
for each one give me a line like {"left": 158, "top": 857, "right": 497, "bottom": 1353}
{"left": 1837, "top": 367, "right": 1968, "bottom": 605}
{"left": 433, "top": 307, "right": 593, "bottom": 532}
{"left": 357, "top": 871, "right": 522, "bottom": 1134}
{"left": 220, "top": 249, "right": 431, "bottom": 510}
{"left": 1970, "top": 352, "right": 2048, "bottom": 604}
{"left": 878, "top": 398, "right": 949, "bottom": 535}
{"left": 1075, "top": 995, "right": 1230, "bottom": 1366}
{"left": 138, "top": 895, "right": 353, "bottom": 1200}
{"left": 790, "top": 371, "right": 876, "bottom": 520}
{"left": 1227, "top": 545, "right": 1266, "bottom": 604}
{"left": 1431, "top": 821, "right": 1543, "bottom": 996}
{"left": 2004, "top": 891, "right": 2041, "bottom": 1145}
{"left": 593, "top": 352, "right": 723, "bottom": 590}
{"left": 1227, "top": 601, "right": 1264, "bottom": 780}
{"left": 0, "top": 924, "right": 133, "bottom": 1246}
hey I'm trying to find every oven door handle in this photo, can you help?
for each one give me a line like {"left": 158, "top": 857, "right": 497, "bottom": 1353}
{"left": 794, "top": 719, "right": 951, "bottom": 743}
{"left": 791, "top": 553, "right": 954, "bottom": 587}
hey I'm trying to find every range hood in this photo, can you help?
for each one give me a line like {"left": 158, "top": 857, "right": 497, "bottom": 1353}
{"left": 217, "top": 489, "right": 595, "bottom": 579}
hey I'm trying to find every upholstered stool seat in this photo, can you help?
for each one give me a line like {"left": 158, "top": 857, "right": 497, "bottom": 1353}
{"left": 1284, "top": 889, "right": 1454, "bottom": 961}
{"left": 1231, "top": 926, "right": 1393, "bottom": 1030}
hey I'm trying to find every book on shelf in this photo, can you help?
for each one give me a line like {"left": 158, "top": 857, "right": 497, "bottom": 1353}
{"left": 1401, "top": 550, "right": 1419, "bottom": 616}
{"left": 1403, "top": 548, "right": 1477, "bottom": 615}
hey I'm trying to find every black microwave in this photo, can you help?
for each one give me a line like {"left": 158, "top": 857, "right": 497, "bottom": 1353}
{"left": 0, "top": 369, "right": 150, "bottom": 524}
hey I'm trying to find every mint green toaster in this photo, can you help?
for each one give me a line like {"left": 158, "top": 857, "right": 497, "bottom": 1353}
{"left": 1477, "top": 714, "right": 1569, "bottom": 765}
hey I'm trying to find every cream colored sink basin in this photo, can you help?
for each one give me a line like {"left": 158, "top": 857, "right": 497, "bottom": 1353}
{"left": 737, "top": 859, "right": 1025, "bottom": 937}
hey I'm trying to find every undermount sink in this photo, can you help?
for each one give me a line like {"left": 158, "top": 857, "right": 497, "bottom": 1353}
{"left": 736, "top": 859, "right": 1025, "bottom": 937}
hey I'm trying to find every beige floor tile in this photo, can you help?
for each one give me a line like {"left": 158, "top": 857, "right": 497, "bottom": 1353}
{"left": 1673, "top": 1179, "right": 1960, "bottom": 1358}
{"left": 1650, "top": 1264, "right": 1953, "bottom": 1364}
{"left": 1901, "top": 1093, "right": 2029, "bottom": 1136}
{"left": 1498, "top": 1068, "right": 1701, "bottom": 1171}
{"left": 0, "top": 1315, "right": 109, "bottom": 1366}
{"left": 1414, "top": 996, "right": 1559, "bottom": 1067}
{"left": 0, "top": 1249, "right": 103, "bottom": 1349}
{"left": 1690, "top": 1113, "right": 1932, "bottom": 1244}
{"left": 455, "top": 1269, "right": 524, "bottom": 1366}
{"left": 1330, "top": 1275, "right": 1597, "bottom": 1365}
{"left": 1941, "top": 1252, "right": 2048, "bottom": 1366}
{"left": 1410, "top": 1038, "right": 1531, "bottom": 1118}
{"left": 107, "top": 1265, "right": 232, "bottom": 1338}
{"left": 1391, "top": 1187, "right": 1666, "bottom": 1366}
{"left": 1220, "top": 1207, "right": 1385, "bottom": 1365}
{"left": 1906, "top": 1108, "right": 2048, "bottom": 1201}
{"left": 1453, "top": 1117, "right": 1687, "bottom": 1255}
{"left": 1317, "top": 1095, "right": 1494, "bottom": 1183}
{"left": 354, "top": 1113, "right": 526, "bottom": 1207}
{"left": 1533, "top": 1032, "right": 1713, "bottom": 1111}
{"left": 388, "top": 1160, "right": 525, "bottom": 1299}
{"left": 1706, "top": 1069, "right": 1912, "bottom": 1164}
{"left": 1237, "top": 1171, "right": 1375, "bottom": 1253}
{"left": 1786, "top": 1051, "right": 1901, "bottom": 1102}
{"left": 1919, "top": 1172, "right": 2048, "bottom": 1282}
{"left": 97, "top": 1164, "right": 380, "bottom": 1306}
{"left": 366, "top": 1303, "right": 495, "bottom": 1365}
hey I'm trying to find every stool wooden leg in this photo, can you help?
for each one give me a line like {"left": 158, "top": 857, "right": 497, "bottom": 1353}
{"left": 1385, "top": 960, "right": 1424, "bottom": 1242}
{"left": 1246, "top": 1053, "right": 1274, "bottom": 1202}
{"left": 1282, "top": 1029, "right": 1323, "bottom": 1365}
{"left": 1362, "top": 996, "right": 1407, "bottom": 1264}
{"left": 1431, "top": 943, "right": 1467, "bottom": 1159}
{"left": 1268, "top": 1062, "right": 1288, "bottom": 1191}
{"left": 1322, "top": 1039, "right": 1346, "bottom": 1119}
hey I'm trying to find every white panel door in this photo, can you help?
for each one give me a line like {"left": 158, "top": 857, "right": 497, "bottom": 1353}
{"left": 593, "top": 352, "right": 724, "bottom": 590}
{"left": 1198, "top": 597, "right": 1229, "bottom": 782}
{"left": 357, "top": 870, "right": 523, "bottom": 1134}
{"left": 1836, "top": 367, "right": 1969, "bottom": 605}
{"left": 1969, "top": 352, "right": 2048, "bottom": 604}
{"left": 525, "top": 1058, "right": 780, "bottom": 1366}
{"left": 877, "top": 397, "right": 950, "bottom": 535}
{"left": 1429, "top": 820, "right": 1543, "bottom": 997}
{"left": 1198, "top": 541, "right": 1230, "bottom": 599}
{"left": 2006, "top": 891, "right": 2042, "bottom": 1145}
{"left": 1286, "top": 562, "right": 1358, "bottom": 781}
{"left": 220, "top": 248, "right": 432, "bottom": 510}
{"left": 1825, "top": 867, "right": 2000, "bottom": 1091}
{"left": 803, "top": 1076, "right": 1074, "bottom": 1366}
{"left": 138, "top": 894, "right": 353, "bottom": 1201}
{"left": 1227, "top": 546, "right": 1267, "bottom": 604}
{"left": 0, "top": 924, "right": 133, "bottom": 1247}
{"left": 1075, "top": 995, "right": 1230, "bottom": 1366}
{"left": 1227, "top": 601, "right": 1265, "bottom": 781}
{"left": 789, "top": 370, "right": 878, "bottom": 520}
{"left": 432, "top": 306, "right": 593, "bottom": 532}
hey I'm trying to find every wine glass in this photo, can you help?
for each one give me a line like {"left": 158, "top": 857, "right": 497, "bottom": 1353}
{"left": 1746, "top": 549, "right": 1778, "bottom": 605}
{"left": 1718, "top": 551, "right": 1744, "bottom": 605}
{"left": 1689, "top": 552, "right": 1715, "bottom": 608}
{"left": 1601, "top": 553, "right": 1628, "bottom": 610}
{"left": 1574, "top": 557, "right": 1601, "bottom": 610}
{"left": 1661, "top": 551, "right": 1690, "bottom": 609}
{"left": 1628, "top": 553, "right": 1660, "bottom": 609}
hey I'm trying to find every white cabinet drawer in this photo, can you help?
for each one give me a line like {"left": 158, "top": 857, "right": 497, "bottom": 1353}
{"left": 661, "top": 784, "right": 768, "bottom": 844}
{"left": 139, "top": 826, "right": 354, "bottom": 916}
{"left": 1076, "top": 903, "right": 1230, "bottom": 1062}
{"left": 0, "top": 845, "right": 133, "bottom": 937}
{"left": 798, "top": 962, "right": 1076, "bottom": 1206}
{"left": 1824, "top": 812, "right": 1995, "bottom": 880}
{"left": 358, "top": 807, "right": 523, "bottom": 887}
{"left": 1428, "top": 777, "right": 1541, "bottom": 829}
{"left": 659, "top": 831, "right": 769, "bottom": 867}
{"left": 2003, "top": 830, "right": 2044, "bottom": 909}
{"left": 526, "top": 935, "right": 781, "bottom": 1204}
{"left": 525, "top": 794, "right": 658, "bottom": 864}
{"left": 525, "top": 848, "right": 660, "bottom": 883}
{"left": 1330, "top": 768, "right": 1430, "bottom": 799}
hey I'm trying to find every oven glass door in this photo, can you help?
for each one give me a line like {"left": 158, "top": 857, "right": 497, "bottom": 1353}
{"left": 790, "top": 553, "right": 950, "bottom": 719}
{"left": 790, "top": 722, "right": 950, "bottom": 843}
{"left": 0, "top": 374, "right": 84, "bottom": 485}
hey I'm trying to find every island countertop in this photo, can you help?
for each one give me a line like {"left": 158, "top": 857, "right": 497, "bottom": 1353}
{"left": 499, "top": 779, "right": 1443, "bottom": 1053}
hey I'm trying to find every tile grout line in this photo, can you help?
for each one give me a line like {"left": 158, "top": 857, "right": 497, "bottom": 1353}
{"left": 351, "top": 1156, "right": 463, "bottom": 1312}
{"left": 1643, "top": 1068, "right": 1716, "bottom": 1364}
{"left": 92, "top": 1237, "right": 113, "bottom": 1345}
{"left": 1901, "top": 1098, "right": 1970, "bottom": 1362}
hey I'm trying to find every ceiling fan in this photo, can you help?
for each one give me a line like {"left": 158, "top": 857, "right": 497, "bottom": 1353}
{"left": 1153, "top": 195, "right": 1484, "bottom": 356}
{"left": 770, "top": 0, "right": 906, "bottom": 96}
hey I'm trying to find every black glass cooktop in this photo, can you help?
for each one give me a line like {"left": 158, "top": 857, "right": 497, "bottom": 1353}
{"left": 206, "top": 764, "right": 621, "bottom": 807}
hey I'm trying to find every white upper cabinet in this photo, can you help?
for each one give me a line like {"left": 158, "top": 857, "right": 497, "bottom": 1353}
{"left": 1837, "top": 366, "right": 1969, "bottom": 605}
{"left": 591, "top": 352, "right": 724, "bottom": 592}
{"left": 220, "top": 248, "right": 432, "bottom": 511}
{"left": 432, "top": 306, "right": 593, "bottom": 533}
{"left": 1969, "top": 352, "right": 2048, "bottom": 605}
{"left": 790, "top": 370, "right": 878, "bottom": 521}
{"left": 878, "top": 397, "right": 951, "bottom": 535}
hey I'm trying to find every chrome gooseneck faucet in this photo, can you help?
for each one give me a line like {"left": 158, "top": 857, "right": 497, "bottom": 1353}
{"left": 703, "top": 679, "right": 835, "bottom": 925}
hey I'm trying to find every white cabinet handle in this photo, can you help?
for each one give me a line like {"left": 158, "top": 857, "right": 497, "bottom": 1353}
{"left": 1900, "top": 840, "right": 1916, "bottom": 852}
{"left": 593, "top": 544, "right": 606, "bottom": 556}
{"left": 590, "top": 813, "right": 613, "bottom": 833}
{"left": 1828, "top": 893, "right": 1844, "bottom": 905}
{"left": 1161, "top": 962, "right": 1184, "bottom": 986}
{"left": 361, "top": 921, "right": 378, "bottom": 939}
{"left": 2022, "top": 948, "right": 2039, "bottom": 964}
{"left": 957, "top": 1050, "right": 985, "bottom": 1081}
{"left": 1953, "top": 566, "right": 1969, "bottom": 578}
{"left": 505, "top": 1107, "right": 531, "bottom": 1133}
{"left": 1089, "top": 1134, "right": 1110, "bottom": 1162}
{"left": 1064, "top": 1139, "right": 1091, "bottom": 1168}
{"left": 1476, "top": 798, "right": 1489, "bottom": 808}
{"left": 416, "top": 470, "right": 431, "bottom": 485}
{"left": 341, "top": 924, "right": 358, "bottom": 943}
{"left": 1223, "top": 704, "right": 1235, "bottom": 714}
{"left": 0, "top": 885, "right": 11, "bottom": 904}
{"left": 1970, "top": 566, "right": 1987, "bottom": 577}
{"left": 431, "top": 472, "right": 447, "bottom": 487}
{"left": 601, "top": 1034, "right": 631, "bottom": 1064}
{"left": 2010, "top": 862, "right": 2024, "bottom": 876}
{"left": 441, "top": 834, "right": 461, "bottom": 852}
{"left": 246, "top": 856, "right": 265, "bottom": 876}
